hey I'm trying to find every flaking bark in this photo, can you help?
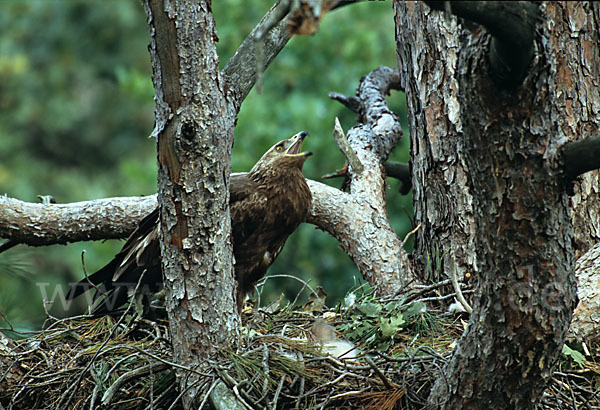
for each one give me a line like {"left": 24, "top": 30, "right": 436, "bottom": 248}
{"left": 143, "top": 1, "right": 238, "bottom": 407}
{"left": 314, "top": 66, "right": 413, "bottom": 294}
{"left": 395, "top": 1, "right": 478, "bottom": 291}
{"left": 395, "top": 1, "right": 593, "bottom": 408}
{"left": 0, "top": 195, "right": 156, "bottom": 246}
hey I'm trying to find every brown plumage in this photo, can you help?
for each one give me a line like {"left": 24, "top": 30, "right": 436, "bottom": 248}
{"left": 66, "top": 131, "right": 312, "bottom": 313}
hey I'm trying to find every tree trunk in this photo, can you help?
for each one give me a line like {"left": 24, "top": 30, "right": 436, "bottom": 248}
{"left": 395, "top": 1, "right": 478, "bottom": 288}
{"left": 143, "top": 1, "right": 239, "bottom": 407}
{"left": 395, "top": 1, "right": 594, "bottom": 408}
{"left": 560, "top": 2, "right": 600, "bottom": 258}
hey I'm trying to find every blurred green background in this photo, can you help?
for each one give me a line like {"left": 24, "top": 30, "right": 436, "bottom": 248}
{"left": 0, "top": 0, "right": 411, "bottom": 332}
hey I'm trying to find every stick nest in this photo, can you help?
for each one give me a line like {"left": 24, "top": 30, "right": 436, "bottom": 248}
{"left": 1, "top": 284, "right": 599, "bottom": 409}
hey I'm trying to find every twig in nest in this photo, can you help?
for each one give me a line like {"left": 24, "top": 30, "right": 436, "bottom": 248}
{"left": 271, "top": 374, "right": 286, "bottom": 410}
{"left": 256, "top": 274, "right": 317, "bottom": 304}
{"left": 57, "top": 270, "right": 148, "bottom": 409}
{"left": 262, "top": 343, "right": 270, "bottom": 397}
{"left": 448, "top": 258, "right": 473, "bottom": 314}
{"left": 79, "top": 250, "right": 105, "bottom": 314}
{"left": 101, "top": 363, "right": 168, "bottom": 406}
{"left": 365, "top": 356, "right": 394, "bottom": 389}
{"left": 198, "top": 378, "right": 219, "bottom": 410}
{"left": 332, "top": 117, "right": 364, "bottom": 175}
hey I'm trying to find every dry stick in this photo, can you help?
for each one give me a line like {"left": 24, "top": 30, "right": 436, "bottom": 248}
{"left": 365, "top": 356, "right": 394, "bottom": 389}
{"left": 332, "top": 117, "right": 364, "bottom": 175}
{"left": 271, "top": 374, "right": 286, "bottom": 410}
{"left": 329, "top": 388, "right": 369, "bottom": 401}
{"left": 152, "top": 382, "right": 176, "bottom": 408}
{"left": 126, "top": 345, "right": 213, "bottom": 376}
{"left": 252, "top": 0, "right": 293, "bottom": 93}
{"left": 167, "top": 378, "right": 203, "bottom": 410}
{"left": 198, "top": 378, "right": 218, "bottom": 410}
{"left": 102, "top": 353, "right": 139, "bottom": 387}
{"left": 262, "top": 343, "right": 270, "bottom": 397}
{"left": 257, "top": 274, "right": 317, "bottom": 308}
{"left": 79, "top": 250, "right": 106, "bottom": 314}
{"left": 89, "top": 374, "right": 101, "bottom": 410}
{"left": 232, "top": 382, "right": 254, "bottom": 410}
{"left": 318, "top": 386, "right": 335, "bottom": 409}
{"left": 405, "top": 290, "right": 474, "bottom": 308}
{"left": 328, "top": 92, "right": 361, "bottom": 113}
{"left": 101, "top": 363, "right": 168, "bottom": 405}
{"left": 401, "top": 223, "right": 422, "bottom": 248}
{"left": 448, "top": 258, "right": 473, "bottom": 314}
{"left": 294, "top": 351, "right": 305, "bottom": 410}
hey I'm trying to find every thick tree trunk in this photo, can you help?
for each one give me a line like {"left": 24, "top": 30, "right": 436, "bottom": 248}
{"left": 143, "top": 1, "right": 239, "bottom": 407}
{"left": 395, "top": 1, "right": 478, "bottom": 288}
{"left": 558, "top": 2, "right": 600, "bottom": 258}
{"left": 395, "top": 1, "right": 593, "bottom": 408}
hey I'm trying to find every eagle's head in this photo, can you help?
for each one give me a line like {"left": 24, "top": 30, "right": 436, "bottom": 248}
{"left": 250, "top": 131, "right": 312, "bottom": 176}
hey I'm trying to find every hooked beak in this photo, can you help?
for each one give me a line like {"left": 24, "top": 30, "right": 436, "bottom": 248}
{"left": 285, "top": 131, "right": 313, "bottom": 157}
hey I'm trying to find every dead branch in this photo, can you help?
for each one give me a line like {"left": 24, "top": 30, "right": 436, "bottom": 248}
{"left": 223, "top": 1, "right": 292, "bottom": 104}
{"left": 0, "top": 195, "right": 157, "bottom": 248}
{"left": 309, "top": 66, "right": 413, "bottom": 294}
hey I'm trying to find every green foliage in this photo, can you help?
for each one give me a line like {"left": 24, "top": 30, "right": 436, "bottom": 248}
{"left": 338, "top": 286, "right": 430, "bottom": 352}
{"left": 562, "top": 343, "right": 586, "bottom": 369}
{"left": 0, "top": 1, "right": 411, "bottom": 329}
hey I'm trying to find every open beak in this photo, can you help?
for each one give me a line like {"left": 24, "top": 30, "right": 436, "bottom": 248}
{"left": 285, "top": 131, "right": 313, "bottom": 157}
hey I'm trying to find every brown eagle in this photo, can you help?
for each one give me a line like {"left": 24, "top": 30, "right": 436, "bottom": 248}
{"left": 66, "top": 131, "right": 313, "bottom": 313}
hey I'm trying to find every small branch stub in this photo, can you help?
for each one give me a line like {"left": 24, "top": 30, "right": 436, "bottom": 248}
{"left": 561, "top": 134, "right": 600, "bottom": 184}
{"left": 332, "top": 117, "right": 364, "bottom": 175}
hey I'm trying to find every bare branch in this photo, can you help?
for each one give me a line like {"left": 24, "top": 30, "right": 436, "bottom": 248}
{"left": 223, "top": 1, "right": 362, "bottom": 107}
{"left": 332, "top": 118, "right": 364, "bottom": 175}
{"left": 223, "top": 2, "right": 292, "bottom": 107}
{"left": 1, "top": 67, "right": 412, "bottom": 298}
{"left": 0, "top": 195, "right": 157, "bottom": 247}
{"left": 322, "top": 66, "right": 411, "bottom": 293}
{"left": 1, "top": 182, "right": 412, "bottom": 297}
{"left": 354, "top": 66, "right": 403, "bottom": 162}
{"left": 328, "top": 92, "right": 361, "bottom": 114}
{"left": 424, "top": 1, "right": 539, "bottom": 88}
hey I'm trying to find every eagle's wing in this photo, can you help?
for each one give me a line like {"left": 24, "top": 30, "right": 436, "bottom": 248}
{"left": 110, "top": 208, "right": 160, "bottom": 282}
{"left": 230, "top": 173, "right": 268, "bottom": 246}
{"left": 66, "top": 208, "right": 161, "bottom": 311}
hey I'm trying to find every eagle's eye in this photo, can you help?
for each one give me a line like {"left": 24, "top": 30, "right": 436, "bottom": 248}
{"left": 276, "top": 145, "right": 284, "bottom": 152}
